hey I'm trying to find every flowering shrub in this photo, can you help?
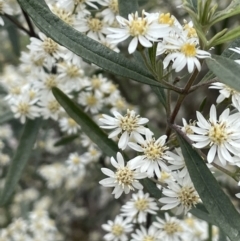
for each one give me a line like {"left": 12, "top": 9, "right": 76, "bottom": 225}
{"left": 1, "top": 0, "right": 240, "bottom": 240}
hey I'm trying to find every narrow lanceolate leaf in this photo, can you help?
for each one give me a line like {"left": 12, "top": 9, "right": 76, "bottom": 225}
{"left": 118, "top": 0, "right": 139, "bottom": 18}
{"left": 54, "top": 134, "right": 79, "bottom": 147}
{"left": 0, "top": 119, "right": 41, "bottom": 206}
{"left": 17, "top": 0, "right": 166, "bottom": 89}
{"left": 177, "top": 132, "right": 240, "bottom": 241}
{"left": 141, "top": 179, "right": 162, "bottom": 199}
{"left": 151, "top": 86, "right": 166, "bottom": 109}
{"left": 0, "top": 111, "right": 14, "bottom": 124}
{"left": 206, "top": 55, "right": 240, "bottom": 92}
{"left": 202, "top": 37, "right": 240, "bottom": 82}
{"left": 52, "top": 87, "right": 118, "bottom": 157}
{"left": 190, "top": 204, "right": 216, "bottom": 225}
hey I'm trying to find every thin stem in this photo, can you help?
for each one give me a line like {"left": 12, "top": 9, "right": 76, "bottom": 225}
{"left": 5, "top": 14, "right": 32, "bottom": 36}
{"left": 140, "top": 51, "right": 184, "bottom": 93}
{"left": 207, "top": 223, "right": 212, "bottom": 241}
{"left": 171, "top": 124, "right": 238, "bottom": 181}
{"left": 166, "top": 67, "right": 200, "bottom": 138}
{"left": 22, "top": 9, "right": 37, "bottom": 38}
{"left": 189, "top": 78, "right": 218, "bottom": 93}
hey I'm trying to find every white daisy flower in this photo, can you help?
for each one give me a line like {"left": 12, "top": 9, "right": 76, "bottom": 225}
{"left": 209, "top": 82, "right": 240, "bottom": 111}
{"left": 102, "top": 215, "right": 133, "bottom": 241}
{"left": 78, "top": 91, "right": 103, "bottom": 114}
{"left": 160, "top": 36, "right": 211, "bottom": 73}
{"left": 59, "top": 117, "right": 80, "bottom": 135}
{"left": 153, "top": 213, "right": 184, "bottom": 241}
{"left": 99, "top": 152, "right": 147, "bottom": 199}
{"left": 66, "top": 152, "right": 88, "bottom": 173}
{"left": 10, "top": 95, "right": 40, "bottom": 124}
{"left": 99, "top": 0, "right": 119, "bottom": 24}
{"left": 188, "top": 105, "right": 240, "bottom": 165}
{"left": 131, "top": 225, "right": 161, "bottom": 241}
{"left": 168, "top": 148, "right": 189, "bottom": 178}
{"left": 39, "top": 94, "right": 63, "bottom": 121}
{"left": 181, "top": 118, "right": 195, "bottom": 135}
{"left": 183, "top": 214, "right": 208, "bottom": 241}
{"left": 120, "top": 190, "right": 158, "bottom": 223}
{"left": 159, "top": 174, "right": 200, "bottom": 215}
{"left": 76, "top": 15, "right": 109, "bottom": 41}
{"left": 128, "top": 129, "right": 172, "bottom": 177}
{"left": 107, "top": 11, "right": 171, "bottom": 54}
{"left": 28, "top": 32, "right": 66, "bottom": 68}
{"left": 99, "top": 109, "right": 149, "bottom": 150}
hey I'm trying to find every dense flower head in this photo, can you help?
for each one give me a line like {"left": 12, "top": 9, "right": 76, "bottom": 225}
{"left": 188, "top": 105, "right": 240, "bottom": 165}
{"left": 99, "top": 109, "right": 149, "bottom": 150}
{"left": 99, "top": 152, "right": 147, "bottom": 198}
{"left": 120, "top": 190, "right": 158, "bottom": 223}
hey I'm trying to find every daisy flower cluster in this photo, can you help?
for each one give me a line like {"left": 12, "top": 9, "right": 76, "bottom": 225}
{"left": 101, "top": 206, "right": 220, "bottom": 241}
{"left": 107, "top": 10, "right": 211, "bottom": 72}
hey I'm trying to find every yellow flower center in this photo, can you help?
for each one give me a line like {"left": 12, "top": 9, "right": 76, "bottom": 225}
{"left": 45, "top": 75, "right": 57, "bottom": 89}
{"left": 17, "top": 103, "right": 29, "bottom": 114}
{"left": 119, "top": 110, "right": 140, "bottom": 133}
{"left": 42, "top": 38, "right": 58, "bottom": 55}
{"left": 33, "top": 57, "right": 45, "bottom": 67}
{"left": 91, "top": 77, "right": 101, "bottom": 89}
{"left": 87, "top": 18, "right": 103, "bottom": 32}
{"left": 177, "top": 186, "right": 199, "bottom": 209}
{"left": 184, "top": 23, "right": 197, "bottom": 38}
{"left": 109, "top": 0, "right": 119, "bottom": 14}
{"left": 134, "top": 199, "right": 149, "bottom": 211}
{"left": 72, "top": 156, "right": 80, "bottom": 164}
{"left": 184, "top": 217, "right": 195, "bottom": 227}
{"left": 143, "top": 236, "right": 155, "bottom": 241}
{"left": 112, "top": 224, "right": 123, "bottom": 236}
{"left": 129, "top": 18, "right": 148, "bottom": 36}
{"left": 208, "top": 122, "right": 229, "bottom": 145}
{"left": 53, "top": 7, "right": 73, "bottom": 26}
{"left": 66, "top": 65, "right": 83, "bottom": 78}
{"left": 158, "top": 171, "right": 170, "bottom": 182}
{"left": 159, "top": 13, "right": 174, "bottom": 26}
{"left": 47, "top": 100, "right": 60, "bottom": 113}
{"left": 181, "top": 43, "right": 197, "bottom": 57}
{"left": 28, "top": 90, "right": 36, "bottom": 100}
{"left": 115, "top": 167, "right": 134, "bottom": 188}
{"left": 10, "top": 87, "right": 21, "bottom": 95}
{"left": 164, "top": 222, "right": 182, "bottom": 235}
{"left": 86, "top": 95, "right": 97, "bottom": 106}
{"left": 68, "top": 118, "right": 77, "bottom": 127}
{"left": 142, "top": 139, "right": 168, "bottom": 161}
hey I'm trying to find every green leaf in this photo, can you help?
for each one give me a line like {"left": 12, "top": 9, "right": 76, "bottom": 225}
{"left": 211, "top": 0, "right": 240, "bottom": 26}
{"left": 202, "top": 37, "right": 240, "bottom": 82}
{"left": 3, "top": 17, "right": 20, "bottom": 57}
{"left": 190, "top": 204, "right": 216, "bottom": 225}
{"left": 141, "top": 178, "right": 162, "bottom": 199}
{"left": 118, "top": 0, "right": 139, "bottom": 18}
{"left": 17, "top": 0, "right": 166, "bottom": 89}
{"left": 206, "top": 54, "right": 240, "bottom": 92}
{"left": 211, "top": 26, "right": 240, "bottom": 46}
{"left": 0, "top": 111, "right": 14, "bottom": 125}
{"left": 151, "top": 86, "right": 166, "bottom": 109}
{"left": 52, "top": 87, "right": 119, "bottom": 157}
{"left": 0, "top": 119, "right": 41, "bottom": 205}
{"left": 177, "top": 132, "right": 240, "bottom": 241}
{"left": 54, "top": 134, "right": 79, "bottom": 147}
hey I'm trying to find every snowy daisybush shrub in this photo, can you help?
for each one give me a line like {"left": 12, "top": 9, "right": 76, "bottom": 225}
{"left": 1, "top": 0, "right": 240, "bottom": 240}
